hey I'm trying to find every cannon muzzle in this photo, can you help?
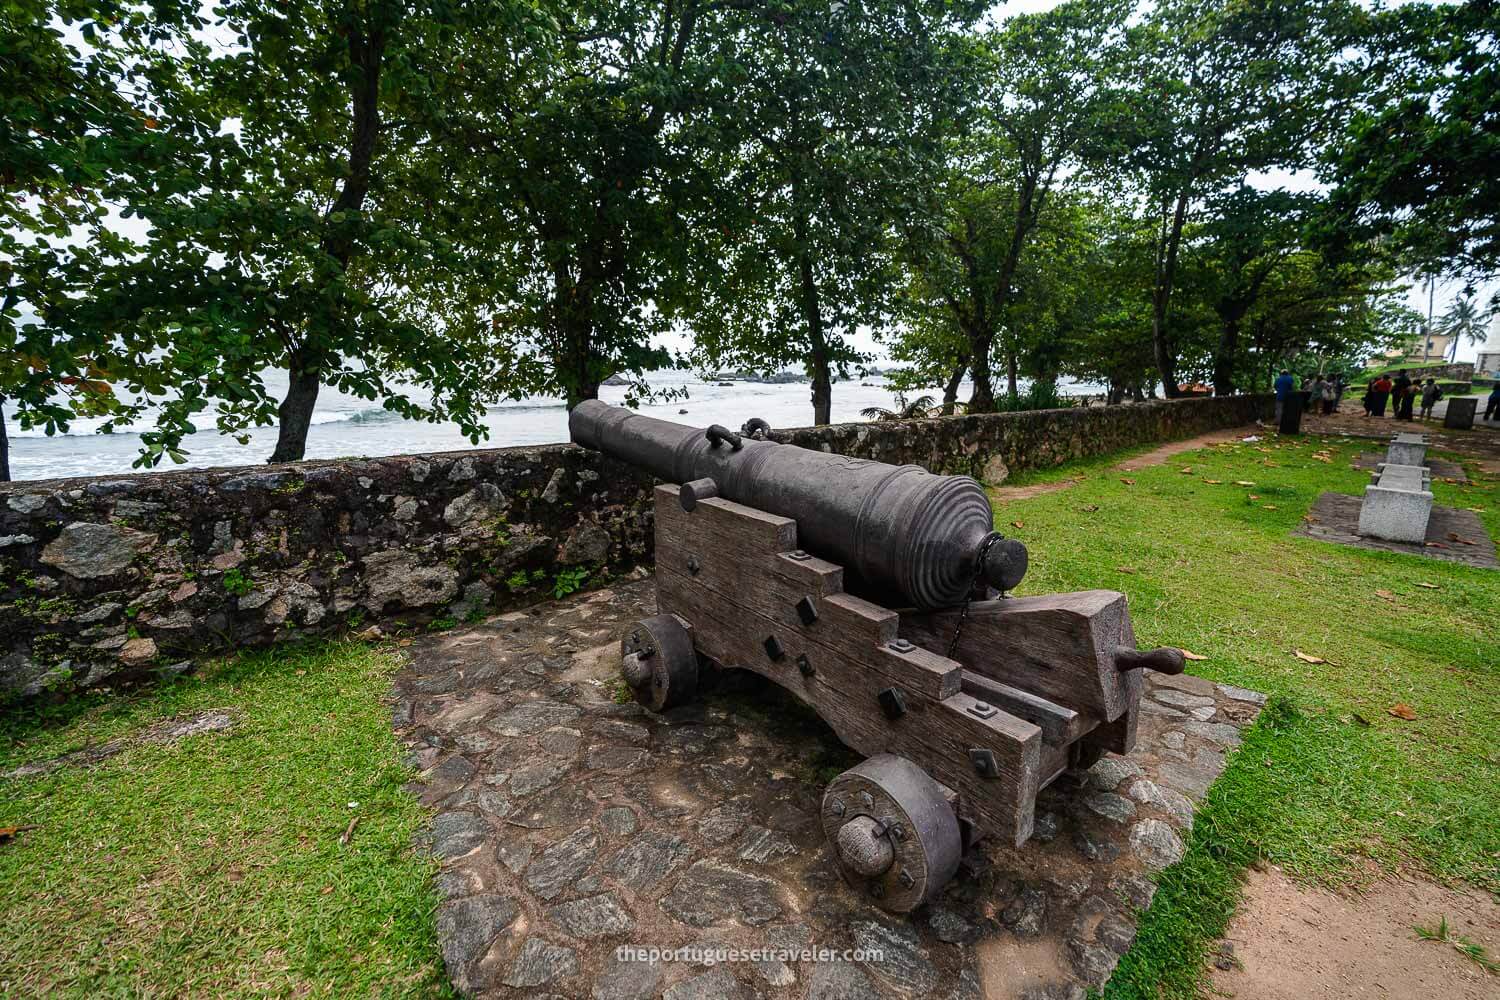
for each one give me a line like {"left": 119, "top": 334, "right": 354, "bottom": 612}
{"left": 569, "top": 399, "right": 1025, "bottom": 610}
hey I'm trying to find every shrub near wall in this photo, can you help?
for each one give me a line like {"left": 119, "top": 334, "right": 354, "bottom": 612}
{"left": 0, "top": 394, "right": 1270, "bottom": 700}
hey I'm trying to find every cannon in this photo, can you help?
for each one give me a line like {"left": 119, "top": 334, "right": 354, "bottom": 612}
{"left": 570, "top": 400, "right": 1184, "bottom": 912}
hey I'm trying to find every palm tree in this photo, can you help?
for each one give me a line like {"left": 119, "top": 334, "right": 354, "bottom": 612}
{"left": 1439, "top": 294, "right": 1489, "bottom": 361}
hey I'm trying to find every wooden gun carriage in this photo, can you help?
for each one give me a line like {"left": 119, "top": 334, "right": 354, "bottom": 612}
{"left": 570, "top": 401, "right": 1183, "bottom": 912}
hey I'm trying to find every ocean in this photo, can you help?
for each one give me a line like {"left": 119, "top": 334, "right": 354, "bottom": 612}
{"left": 4, "top": 370, "right": 1098, "bottom": 482}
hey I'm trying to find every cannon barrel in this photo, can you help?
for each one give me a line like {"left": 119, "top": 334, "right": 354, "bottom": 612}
{"left": 569, "top": 399, "right": 1026, "bottom": 610}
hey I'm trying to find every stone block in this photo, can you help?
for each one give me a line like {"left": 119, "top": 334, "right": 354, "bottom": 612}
{"left": 1443, "top": 396, "right": 1478, "bottom": 429}
{"left": 1357, "top": 484, "right": 1433, "bottom": 543}
{"left": 1386, "top": 433, "right": 1427, "bottom": 468}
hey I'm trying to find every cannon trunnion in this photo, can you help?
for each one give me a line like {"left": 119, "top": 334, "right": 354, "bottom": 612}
{"left": 572, "top": 404, "right": 1182, "bottom": 913}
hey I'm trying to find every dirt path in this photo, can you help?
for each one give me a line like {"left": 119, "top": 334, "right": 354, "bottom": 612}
{"left": 1209, "top": 866, "right": 1499, "bottom": 999}
{"left": 1113, "top": 425, "right": 1264, "bottom": 472}
{"left": 990, "top": 425, "right": 1265, "bottom": 502}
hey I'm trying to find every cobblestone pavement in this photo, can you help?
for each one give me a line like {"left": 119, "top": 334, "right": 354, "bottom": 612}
{"left": 393, "top": 576, "right": 1265, "bottom": 999}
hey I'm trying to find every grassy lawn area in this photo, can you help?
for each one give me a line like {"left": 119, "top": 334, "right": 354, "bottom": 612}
{"left": 992, "top": 431, "right": 1499, "bottom": 998}
{"left": 0, "top": 643, "right": 447, "bottom": 998}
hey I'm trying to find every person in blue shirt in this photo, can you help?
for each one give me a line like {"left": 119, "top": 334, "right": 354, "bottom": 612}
{"left": 1273, "top": 370, "right": 1295, "bottom": 423}
{"left": 1486, "top": 383, "right": 1500, "bottom": 422}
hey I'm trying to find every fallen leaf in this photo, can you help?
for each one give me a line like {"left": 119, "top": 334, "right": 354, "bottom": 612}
{"left": 1293, "top": 649, "right": 1326, "bottom": 664}
{"left": 1203, "top": 479, "right": 1222, "bottom": 484}
{"left": 1375, "top": 589, "right": 1396, "bottom": 601}
{"left": 321, "top": 885, "right": 334, "bottom": 895}
{"left": 1115, "top": 566, "right": 1136, "bottom": 574}
{"left": 1235, "top": 480, "right": 1256, "bottom": 486}
{"left": 1387, "top": 703, "right": 1418, "bottom": 721}
{"left": 340, "top": 817, "right": 360, "bottom": 845}
{"left": 1416, "top": 582, "right": 1439, "bottom": 589}
{"left": 1248, "top": 495, "right": 1260, "bottom": 501}
{"left": 1179, "top": 467, "right": 1193, "bottom": 474}
{"left": 1011, "top": 520, "right": 1024, "bottom": 529}
{"left": 1080, "top": 504, "right": 1100, "bottom": 512}
{"left": 0, "top": 825, "right": 39, "bottom": 845}
{"left": 1424, "top": 541, "right": 1450, "bottom": 549}
{"left": 1180, "top": 649, "right": 1208, "bottom": 661}
{"left": 1120, "top": 478, "right": 1136, "bottom": 486}
{"left": 1262, "top": 504, "right": 1278, "bottom": 510}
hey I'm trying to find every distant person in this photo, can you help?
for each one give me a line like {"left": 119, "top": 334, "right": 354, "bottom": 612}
{"left": 1308, "top": 375, "right": 1327, "bottom": 417}
{"left": 1301, "top": 374, "right": 1316, "bottom": 414}
{"left": 1486, "top": 383, "right": 1500, "bottom": 422}
{"left": 1333, "top": 374, "right": 1348, "bottom": 412}
{"left": 1393, "top": 370, "right": 1415, "bottom": 421}
{"left": 1321, "top": 376, "right": 1337, "bottom": 415}
{"left": 1419, "top": 378, "right": 1443, "bottom": 419}
{"left": 1274, "top": 369, "right": 1295, "bottom": 422}
{"left": 1368, "top": 374, "right": 1393, "bottom": 417}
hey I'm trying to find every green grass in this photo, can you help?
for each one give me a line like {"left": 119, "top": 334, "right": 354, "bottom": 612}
{"left": 1363, "top": 359, "right": 1464, "bottom": 379}
{"left": 994, "top": 432, "right": 1500, "bottom": 998}
{"left": 0, "top": 642, "right": 448, "bottom": 998}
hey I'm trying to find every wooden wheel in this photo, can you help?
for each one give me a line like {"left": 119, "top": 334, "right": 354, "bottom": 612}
{"left": 821, "top": 754, "right": 962, "bottom": 913}
{"left": 620, "top": 614, "right": 698, "bottom": 712}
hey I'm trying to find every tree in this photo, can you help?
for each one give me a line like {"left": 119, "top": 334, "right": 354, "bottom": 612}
{"left": 1125, "top": 0, "right": 1354, "bottom": 396}
{"left": 1439, "top": 293, "right": 1489, "bottom": 362}
{"left": 1324, "top": 1, "right": 1499, "bottom": 282}
{"left": 1197, "top": 186, "right": 1316, "bottom": 394}
{"left": 899, "top": 0, "right": 1131, "bottom": 413}
{"left": 0, "top": 1, "right": 196, "bottom": 480}
{"left": 681, "top": 0, "right": 974, "bottom": 425}
{"left": 45, "top": 0, "right": 507, "bottom": 468}
{"left": 416, "top": 0, "right": 768, "bottom": 414}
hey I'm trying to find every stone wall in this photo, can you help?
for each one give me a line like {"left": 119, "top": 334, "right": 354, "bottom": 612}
{"left": 0, "top": 394, "right": 1269, "bottom": 699}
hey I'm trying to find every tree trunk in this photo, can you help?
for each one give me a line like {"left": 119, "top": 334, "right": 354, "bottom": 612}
{"left": 796, "top": 242, "right": 832, "bottom": 425}
{"left": 966, "top": 327, "right": 995, "bottom": 413}
{"left": 1006, "top": 350, "right": 1019, "bottom": 399}
{"left": 809, "top": 357, "right": 832, "bottom": 426}
{"left": 1212, "top": 315, "right": 1242, "bottom": 396}
{"left": 268, "top": 24, "right": 385, "bottom": 464}
{"left": 269, "top": 363, "right": 321, "bottom": 464}
{"left": 1151, "top": 189, "right": 1193, "bottom": 398}
{"left": 0, "top": 397, "right": 10, "bottom": 482}
{"left": 941, "top": 362, "right": 966, "bottom": 415}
